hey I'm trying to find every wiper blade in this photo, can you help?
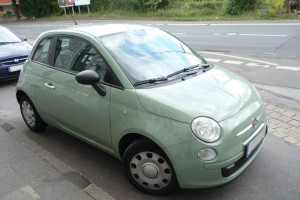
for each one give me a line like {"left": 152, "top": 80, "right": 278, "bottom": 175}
{"left": 167, "top": 63, "right": 211, "bottom": 78}
{"left": 134, "top": 76, "right": 168, "bottom": 86}
{"left": 0, "top": 41, "right": 20, "bottom": 45}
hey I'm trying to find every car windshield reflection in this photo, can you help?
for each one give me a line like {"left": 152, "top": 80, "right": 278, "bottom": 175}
{"left": 98, "top": 28, "right": 206, "bottom": 84}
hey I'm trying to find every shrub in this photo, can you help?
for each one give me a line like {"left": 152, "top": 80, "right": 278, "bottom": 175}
{"left": 225, "top": 0, "right": 258, "bottom": 15}
{"left": 130, "top": 0, "right": 169, "bottom": 12}
{"left": 20, "top": 0, "right": 60, "bottom": 18}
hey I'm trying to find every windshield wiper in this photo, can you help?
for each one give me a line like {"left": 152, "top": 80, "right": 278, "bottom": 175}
{"left": 167, "top": 63, "right": 212, "bottom": 78}
{"left": 0, "top": 41, "right": 20, "bottom": 45}
{"left": 134, "top": 76, "right": 168, "bottom": 86}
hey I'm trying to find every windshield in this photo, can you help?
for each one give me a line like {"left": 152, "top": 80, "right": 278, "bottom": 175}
{"left": 0, "top": 26, "right": 22, "bottom": 43}
{"left": 98, "top": 28, "right": 206, "bottom": 83}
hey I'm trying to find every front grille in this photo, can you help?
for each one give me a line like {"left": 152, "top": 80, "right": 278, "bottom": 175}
{"left": 1, "top": 56, "right": 28, "bottom": 66}
{"left": 221, "top": 125, "right": 268, "bottom": 177}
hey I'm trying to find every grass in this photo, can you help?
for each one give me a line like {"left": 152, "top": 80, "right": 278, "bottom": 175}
{"left": 65, "top": 8, "right": 299, "bottom": 21}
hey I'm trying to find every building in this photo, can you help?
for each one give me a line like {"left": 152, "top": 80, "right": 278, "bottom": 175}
{"left": 0, "top": 0, "right": 20, "bottom": 15}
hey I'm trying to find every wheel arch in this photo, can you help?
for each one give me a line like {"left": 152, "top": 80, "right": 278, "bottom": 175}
{"left": 16, "top": 90, "right": 29, "bottom": 104}
{"left": 118, "top": 133, "right": 164, "bottom": 159}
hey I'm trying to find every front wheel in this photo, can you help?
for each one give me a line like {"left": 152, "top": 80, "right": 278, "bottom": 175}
{"left": 20, "top": 95, "right": 47, "bottom": 132}
{"left": 122, "top": 138, "right": 178, "bottom": 195}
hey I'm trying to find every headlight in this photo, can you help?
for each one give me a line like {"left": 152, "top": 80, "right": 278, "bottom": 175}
{"left": 191, "top": 117, "right": 221, "bottom": 142}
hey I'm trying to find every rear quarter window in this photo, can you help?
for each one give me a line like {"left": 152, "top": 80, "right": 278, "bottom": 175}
{"left": 32, "top": 38, "right": 52, "bottom": 64}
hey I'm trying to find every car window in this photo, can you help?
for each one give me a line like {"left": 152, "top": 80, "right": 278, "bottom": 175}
{"left": 32, "top": 38, "right": 52, "bottom": 64}
{"left": 98, "top": 28, "right": 206, "bottom": 83}
{"left": 54, "top": 36, "right": 120, "bottom": 86}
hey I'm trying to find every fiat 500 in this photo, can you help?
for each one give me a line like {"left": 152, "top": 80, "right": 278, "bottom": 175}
{"left": 16, "top": 24, "right": 267, "bottom": 195}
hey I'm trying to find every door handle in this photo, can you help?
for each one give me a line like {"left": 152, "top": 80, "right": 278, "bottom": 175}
{"left": 44, "top": 82, "right": 55, "bottom": 89}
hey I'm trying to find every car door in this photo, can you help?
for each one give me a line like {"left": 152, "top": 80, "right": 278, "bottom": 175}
{"left": 43, "top": 36, "right": 117, "bottom": 150}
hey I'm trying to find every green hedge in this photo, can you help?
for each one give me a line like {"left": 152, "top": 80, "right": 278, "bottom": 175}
{"left": 225, "top": 0, "right": 258, "bottom": 15}
{"left": 20, "top": 0, "right": 61, "bottom": 18}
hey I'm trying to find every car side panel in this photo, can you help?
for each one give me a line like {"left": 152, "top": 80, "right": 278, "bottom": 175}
{"left": 43, "top": 67, "right": 113, "bottom": 152}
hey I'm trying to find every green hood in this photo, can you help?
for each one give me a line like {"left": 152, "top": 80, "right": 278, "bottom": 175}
{"left": 136, "top": 66, "right": 258, "bottom": 123}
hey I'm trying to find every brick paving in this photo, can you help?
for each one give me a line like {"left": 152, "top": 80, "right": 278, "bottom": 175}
{"left": 265, "top": 104, "right": 300, "bottom": 147}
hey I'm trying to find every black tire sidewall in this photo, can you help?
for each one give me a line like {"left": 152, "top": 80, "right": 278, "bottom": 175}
{"left": 20, "top": 95, "right": 46, "bottom": 132}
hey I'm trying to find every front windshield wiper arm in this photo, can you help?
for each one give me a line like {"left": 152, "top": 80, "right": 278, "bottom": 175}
{"left": 134, "top": 76, "right": 168, "bottom": 86}
{"left": 0, "top": 41, "right": 20, "bottom": 45}
{"left": 167, "top": 63, "right": 212, "bottom": 78}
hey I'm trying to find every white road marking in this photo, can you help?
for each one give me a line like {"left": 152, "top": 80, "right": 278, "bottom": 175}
{"left": 213, "top": 33, "right": 221, "bottom": 36}
{"left": 227, "top": 33, "right": 238, "bottom": 36}
{"left": 171, "top": 33, "right": 186, "bottom": 35}
{"left": 276, "top": 66, "right": 300, "bottom": 71}
{"left": 246, "top": 63, "right": 270, "bottom": 68}
{"left": 156, "top": 24, "right": 164, "bottom": 26}
{"left": 240, "top": 33, "right": 287, "bottom": 37}
{"left": 166, "top": 23, "right": 300, "bottom": 26}
{"left": 168, "top": 23, "right": 208, "bottom": 26}
{"left": 199, "top": 51, "right": 279, "bottom": 66}
{"left": 200, "top": 51, "right": 299, "bottom": 72}
{"left": 210, "top": 23, "right": 300, "bottom": 26}
{"left": 223, "top": 60, "right": 243, "bottom": 65}
{"left": 205, "top": 58, "right": 221, "bottom": 63}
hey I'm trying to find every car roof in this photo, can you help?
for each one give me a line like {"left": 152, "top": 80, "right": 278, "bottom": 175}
{"left": 51, "top": 24, "right": 153, "bottom": 38}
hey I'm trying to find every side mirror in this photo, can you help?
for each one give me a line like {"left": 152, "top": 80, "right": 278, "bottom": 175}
{"left": 75, "top": 70, "right": 106, "bottom": 96}
{"left": 20, "top": 36, "right": 27, "bottom": 41}
{"left": 76, "top": 70, "right": 99, "bottom": 85}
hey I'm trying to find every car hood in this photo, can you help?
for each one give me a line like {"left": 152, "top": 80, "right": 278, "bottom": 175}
{"left": 0, "top": 42, "right": 32, "bottom": 60}
{"left": 136, "top": 66, "right": 258, "bottom": 123}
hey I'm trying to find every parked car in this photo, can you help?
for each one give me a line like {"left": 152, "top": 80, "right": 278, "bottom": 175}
{"left": 16, "top": 24, "right": 267, "bottom": 195}
{"left": 0, "top": 25, "right": 32, "bottom": 82}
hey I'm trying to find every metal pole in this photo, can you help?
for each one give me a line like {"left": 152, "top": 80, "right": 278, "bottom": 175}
{"left": 87, "top": 5, "right": 90, "bottom": 14}
{"left": 72, "top": 6, "right": 74, "bottom": 15}
{"left": 64, "top": 7, "right": 66, "bottom": 16}
{"left": 78, "top": 6, "right": 81, "bottom": 15}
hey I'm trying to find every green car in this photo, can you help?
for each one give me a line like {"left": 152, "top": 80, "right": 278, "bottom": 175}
{"left": 16, "top": 24, "right": 267, "bottom": 195}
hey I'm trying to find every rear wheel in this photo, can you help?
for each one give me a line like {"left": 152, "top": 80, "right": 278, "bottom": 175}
{"left": 122, "top": 138, "right": 178, "bottom": 195}
{"left": 20, "top": 95, "right": 47, "bottom": 132}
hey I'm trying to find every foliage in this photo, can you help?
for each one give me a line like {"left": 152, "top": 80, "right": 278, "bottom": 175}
{"left": 90, "top": 0, "right": 169, "bottom": 13}
{"left": 188, "top": 1, "right": 224, "bottom": 10}
{"left": 19, "top": 0, "right": 61, "bottom": 18}
{"left": 269, "top": 0, "right": 286, "bottom": 14}
{"left": 225, "top": 0, "right": 258, "bottom": 15}
{"left": 130, "top": 0, "right": 169, "bottom": 12}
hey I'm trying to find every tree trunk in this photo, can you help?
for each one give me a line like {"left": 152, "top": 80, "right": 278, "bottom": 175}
{"left": 11, "top": 0, "right": 21, "bottom": 20}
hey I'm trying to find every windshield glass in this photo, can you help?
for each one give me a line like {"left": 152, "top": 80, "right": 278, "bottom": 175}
{"left": 0, "top": 26, "right": 22, "bottom": 43}
{"left": 98, "top": 28, "right": 206, "bottom": 83}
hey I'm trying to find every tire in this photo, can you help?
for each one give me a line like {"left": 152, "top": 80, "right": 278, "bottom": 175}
{"left": 122, "top": 138, "right": 178, "bottom": 195}
{"left": 20, "top": 95, "right": 47, "bottom": 132}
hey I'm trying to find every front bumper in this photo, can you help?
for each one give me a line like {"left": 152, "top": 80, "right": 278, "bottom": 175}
{"left": 0, "top": 65, "right": 22, "bottom": 82}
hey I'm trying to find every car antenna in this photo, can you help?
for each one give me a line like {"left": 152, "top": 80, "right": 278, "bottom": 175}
{"left": 67, "top": 7, "right": 78, "bottom": 25}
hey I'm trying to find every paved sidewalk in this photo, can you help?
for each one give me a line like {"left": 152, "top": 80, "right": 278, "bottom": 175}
{"left": 0, "top": 102, "right": 299, "bottom": 200}
{"left": 0, "top": 121, "right": 116, "bottom": 200}
{"left": 265, "top": 104, "right": 300, "bottom": 147}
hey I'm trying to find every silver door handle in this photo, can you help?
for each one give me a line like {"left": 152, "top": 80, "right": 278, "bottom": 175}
{"left": 44, "top": 83, "right": 55, "bottom": 89}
